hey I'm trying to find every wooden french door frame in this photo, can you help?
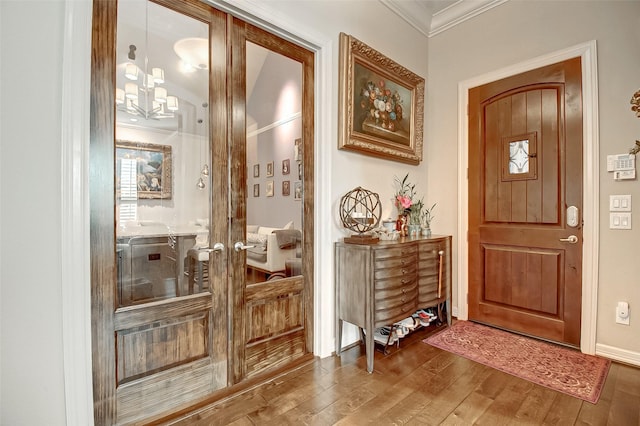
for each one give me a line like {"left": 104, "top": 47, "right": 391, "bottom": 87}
{"left": 456, "top": 41, "right": 600, "bottom": 354}
{"left": 228, "top": 18, "right": 315, "bottom": 384}
{"left": 89, "top": 0, "right": 314, "bottom": 423}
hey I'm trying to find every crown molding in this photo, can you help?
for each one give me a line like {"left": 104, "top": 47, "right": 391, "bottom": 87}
{"left": 379, "top": 0, "right": 433, "bottom": 37}
{"left": 380, "top": 0, "right": 509, "bottom": 38}
{"left": 429, "top": 0, "right": 509, "bottom": 37}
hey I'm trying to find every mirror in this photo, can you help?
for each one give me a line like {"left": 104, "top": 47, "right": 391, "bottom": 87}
{"left": 245, "top": 41, "right": 303, "bottom": 283}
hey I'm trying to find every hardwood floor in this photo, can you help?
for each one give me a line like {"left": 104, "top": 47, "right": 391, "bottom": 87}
{"left": 159, "top": 324, "right": 640, "bottom": 425}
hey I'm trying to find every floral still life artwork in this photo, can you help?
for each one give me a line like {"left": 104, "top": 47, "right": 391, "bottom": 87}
{"left": 356, "top": 65, "right": 410, "bottom": 146}
{"left": 338, "top": 33, "right": 424, "bottom": 165}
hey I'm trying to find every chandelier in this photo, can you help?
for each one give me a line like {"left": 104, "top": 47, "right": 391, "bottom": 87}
{"left": 115, "top": 44, "right": 179, "bottom": 120}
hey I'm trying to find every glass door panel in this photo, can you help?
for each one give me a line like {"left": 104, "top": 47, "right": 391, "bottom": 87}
{"left": 245, "top": 41, "right": 303, "bottom": 284}
{"left": 115, "top": 0, "right": 211, "bottom": 306}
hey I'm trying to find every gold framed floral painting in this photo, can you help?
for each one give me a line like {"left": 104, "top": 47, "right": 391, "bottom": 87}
{"left": 338, "top": 32, "right": 424, "bottom": 165}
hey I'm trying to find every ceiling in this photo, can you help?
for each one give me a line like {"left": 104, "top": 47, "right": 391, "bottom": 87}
{"left": 381, "top": 0, "right": 508, "bottom": 37}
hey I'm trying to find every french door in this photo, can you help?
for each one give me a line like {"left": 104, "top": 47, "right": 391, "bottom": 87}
{"left": 90, "top": 0, "right": 313, "bottom": 424}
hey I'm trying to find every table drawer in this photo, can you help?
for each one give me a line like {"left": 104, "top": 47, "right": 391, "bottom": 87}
{"left": 374, "top": 279, "right": 418, "bottom": 300}
{"left": 374, "top": 245, "right": 417, "bottom": 262}
{"left": 374, "top": 262, "right": 416, "bottom": 281}
{"left": 374, "top": 298, "right": 417, "bottom": 326}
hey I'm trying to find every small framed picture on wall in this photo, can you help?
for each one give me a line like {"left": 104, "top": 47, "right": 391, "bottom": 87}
{"left": 266, "top": 180, "right": 274, "bottom": 197}
{"left": 282, "top": 180, "right": 290, "bottom": 196}
{"left": 294, "top": 181, "right": 302, "bottom": 200}
{"left": 253, "top": 184, "right": 259, "bottom": 197}
{"left": 266, "top": 161, "right": 274, "bottom": 177}
{"left": 294, "top": 138, "right": 302, "bottom": 161}
{"left": 282, "top": 159, "right": 290, "bottom": 175}
{"left": 253, "top": 164, "right": 259, "bottom": 178}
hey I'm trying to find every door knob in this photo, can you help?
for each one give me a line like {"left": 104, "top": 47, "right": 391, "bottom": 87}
{"left": 559, "top": 235, "right": 578, "bottom": 244}
{"left": 234, "top": 241, "right": 256, "bottom": 252}
{"left": 196, "top": 242, "right": 225, "bottom": 253}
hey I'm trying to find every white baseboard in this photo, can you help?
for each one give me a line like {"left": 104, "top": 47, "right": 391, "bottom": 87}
{"left": 596, "top": 343, "right": 640, "bottom": 367}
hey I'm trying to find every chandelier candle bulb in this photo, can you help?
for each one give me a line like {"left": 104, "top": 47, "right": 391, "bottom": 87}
{"left": 166, "top": 96, "right": 179, "bottom": 112}
{"left": 125, "top": 82, "right": 138, "bottom": 100}
{"left": 155, "top": 87, "right": 167, "bottom": 103}
{"left": 152, "top": 67, "right": 165, "bottom": 84}
{"left": 115, "top": 88, "right": 125, "bottom": 105}
{"left": 124, "top": 63, "right": 138, "bottom": 80}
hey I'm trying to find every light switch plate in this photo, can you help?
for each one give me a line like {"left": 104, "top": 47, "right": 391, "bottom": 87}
{"left": 610, "top": 212, "right": 632, "bottom": 229}
{"left": 610, "top": 195, "right": 632, "bottom": 212}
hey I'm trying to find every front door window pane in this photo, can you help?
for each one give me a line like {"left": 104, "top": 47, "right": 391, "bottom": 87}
{"left": 509, "top": 139, "right": 529, "bottom": 174}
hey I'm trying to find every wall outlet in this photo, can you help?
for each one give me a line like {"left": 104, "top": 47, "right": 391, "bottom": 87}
{"left": 616, "top": 301, "right": 630, "bottom": 325}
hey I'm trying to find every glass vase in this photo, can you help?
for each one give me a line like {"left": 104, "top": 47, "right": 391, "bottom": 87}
{"left": 408, "top": 224, "right": 421, "bottom": 237}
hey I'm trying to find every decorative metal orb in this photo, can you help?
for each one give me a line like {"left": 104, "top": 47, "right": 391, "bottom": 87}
{"left": 339, "top": 186, "right": 382, "bottom": 236}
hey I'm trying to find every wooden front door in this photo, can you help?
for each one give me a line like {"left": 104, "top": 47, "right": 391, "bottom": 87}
{"left": 468, "top": 57, "right": 583, "bottom": 346}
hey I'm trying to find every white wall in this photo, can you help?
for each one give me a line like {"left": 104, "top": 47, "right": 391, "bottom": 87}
{"left": 1, "top": 1, "right": 68, "bottom": 425}
{"left": 427, "top": 0, "right": 640, "bottom": 359}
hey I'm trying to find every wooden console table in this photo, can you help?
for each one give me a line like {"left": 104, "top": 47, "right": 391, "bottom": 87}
{"left": 335, "top": 235, "right": 452, "bottom": 373}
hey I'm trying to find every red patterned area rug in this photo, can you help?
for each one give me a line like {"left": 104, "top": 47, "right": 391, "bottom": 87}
{"left": 423, "top": 321, "right": 611, "bottom": 404}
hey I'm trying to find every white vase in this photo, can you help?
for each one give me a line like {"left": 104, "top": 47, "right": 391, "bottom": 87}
{"left": 422, "top": 226, "right": 431, "bottom": 237}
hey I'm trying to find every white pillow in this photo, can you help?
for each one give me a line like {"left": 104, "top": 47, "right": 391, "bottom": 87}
{"left": 247, "top": 232, "right": 268, "bottom": 248}
{"left": 247, "top": 225, "right": 259, "bottom": 233}
{"left": 282, "top": 221, "right": 294, "bottom": 230}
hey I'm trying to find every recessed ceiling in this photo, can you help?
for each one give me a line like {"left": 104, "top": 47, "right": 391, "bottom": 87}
{"left": 380, "top": 0, "right": 509, "bottom": 37}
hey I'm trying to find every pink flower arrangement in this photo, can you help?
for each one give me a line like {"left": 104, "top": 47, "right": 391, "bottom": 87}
{"left": 393, "top": 173, "right": 418, "bottom": 216}
{"left": 396, "top": 194, "right": 412, "bottom": 209}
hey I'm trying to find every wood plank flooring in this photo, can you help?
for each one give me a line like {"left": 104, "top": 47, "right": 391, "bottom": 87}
{"left": 160, "top": 324, "right": 640, "bottom": 425}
